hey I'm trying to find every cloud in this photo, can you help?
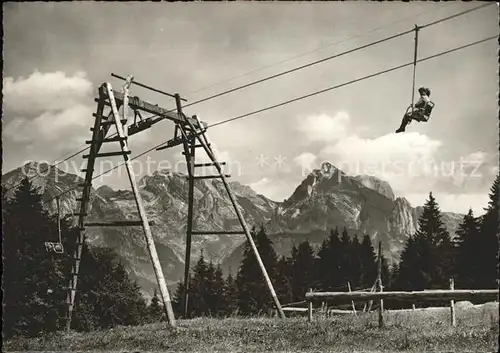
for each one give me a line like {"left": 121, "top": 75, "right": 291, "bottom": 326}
{"left": 191, "top": 141, "right": 242, "bottom": 177}
{"left": 4, "top": 104, "right": 93, "bottom": 146}
{"left": 295, "top": 111, "right": 350, "bottom": 143}
{"left": 319, "top": 131, "right": 444, "bottom": 192}
{"left": 293, "top": 152, "right": 318, "bottom": 175}
{"left": 3, "top": 70, "right": 95, "bottom": 150}
{"left": 3, "top": 70, "right": 93, "bottom": 115}
{"left": 405, "top": 192, "right": 489, "bottom": 216}
{"left": 249, "top": 177, "right": 295, "bottom": 202}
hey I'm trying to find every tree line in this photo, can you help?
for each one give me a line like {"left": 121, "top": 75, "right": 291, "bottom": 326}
{"left": 2, "top": 175, "right": 498, "bottom": 337}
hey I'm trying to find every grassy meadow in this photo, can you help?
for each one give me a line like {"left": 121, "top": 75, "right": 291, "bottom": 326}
{"left": 4, "top": 302, "right": 498, "bottom": 352}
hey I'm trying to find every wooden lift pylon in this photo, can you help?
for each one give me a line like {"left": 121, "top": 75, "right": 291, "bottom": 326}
{"left": 65, "top": 76, "right": 188, "bottom": 330}
{"left": 157, "top": 94, "right": 286, "bottom": 319}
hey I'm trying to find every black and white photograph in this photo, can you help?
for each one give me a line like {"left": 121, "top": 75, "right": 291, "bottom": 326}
{"left": 2, "top": 2, "right": 499, "bottom": 352}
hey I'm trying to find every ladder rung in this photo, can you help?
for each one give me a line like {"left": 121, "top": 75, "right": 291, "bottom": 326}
{"left": 84, "top": 220, "right": 156, "bottom": 227}
{"left": 192, "top": 231, "right": 245, "bottom": 235}
{"left": 157, "top": 129, "right": 208, "bottom": 151}
{"left": 193, "top": 174, "right": 230, "bottom": 180}
{"left": 83, "top": 151, "right": 131, "bottom": 158}
{"left": 194, "top": 162, "right": 226, "bottom": 168}
{"left": 103, "top": 136, "right": 128, "bottom": 143}
{"left": 101, "top": 119, "right": 127, "bottom": 126}
{"left": 182, "top": 145, "right": 211, "bottom": 155}
{"left": 73, "top": 213, "right": 88, "bottom": 216}
{"left": 85, "top": 136, "right": 127, "bottom": 144}
{"left": 78, "top": 183, "right": 92, "bottom": 187}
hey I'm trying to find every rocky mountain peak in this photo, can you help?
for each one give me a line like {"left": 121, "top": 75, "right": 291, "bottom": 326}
{"left": 354, "top": 175, "right": 396, "bottom": 201}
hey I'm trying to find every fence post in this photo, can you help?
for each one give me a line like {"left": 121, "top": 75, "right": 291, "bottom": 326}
{"left": 308, "top": 288, "right": 313, "bottom": 323}
{"left": 347, "top": 281, "right": 357, "bottom": 316}
{"left": 450, "top": 278, "right": 456, "bottom": 327}
{"left": 377, "top": 241, "right": 384, "bottom": 328}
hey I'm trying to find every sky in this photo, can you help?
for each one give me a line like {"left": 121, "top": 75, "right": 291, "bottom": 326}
{"left": 3, "top": 2, "right": 499, "bottom": 216}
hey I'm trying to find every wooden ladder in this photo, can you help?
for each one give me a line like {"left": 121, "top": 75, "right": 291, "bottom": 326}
{"left": 65, "top": 77, "right": 176, "bottom": 331}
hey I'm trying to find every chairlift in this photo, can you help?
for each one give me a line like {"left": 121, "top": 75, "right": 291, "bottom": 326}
{"left": 395, "top": 25, "right": 436, "bottom": 133}
{"left": 45, "top": 196, "right": 64, "bottom": 254}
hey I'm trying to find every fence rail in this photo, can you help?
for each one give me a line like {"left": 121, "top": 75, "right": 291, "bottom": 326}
{"left": 305, "top": 289, "right": 499, "bottom": 303}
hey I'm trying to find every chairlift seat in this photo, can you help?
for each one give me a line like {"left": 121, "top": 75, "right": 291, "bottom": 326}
{"left": 45, "top": 241, "right": 64, "bottom": 254}
{"left": 53, "top": 242, "right": 64, "bottom": 254}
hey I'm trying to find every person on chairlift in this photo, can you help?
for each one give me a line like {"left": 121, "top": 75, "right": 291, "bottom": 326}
{"left": 396, "top": 87, "right": 434, "bottom": 133}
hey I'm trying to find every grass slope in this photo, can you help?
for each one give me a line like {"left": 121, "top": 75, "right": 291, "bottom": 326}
{"left": 5, "top": 303, "right": 498, "bottom": 352}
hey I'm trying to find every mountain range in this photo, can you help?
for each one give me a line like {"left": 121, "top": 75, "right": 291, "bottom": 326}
{"left": 2, "top": 161, "right": 463, "bottom": 298}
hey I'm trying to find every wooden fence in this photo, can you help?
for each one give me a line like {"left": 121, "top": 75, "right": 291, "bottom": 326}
{"left": 304, "top": 284, "right": 498, "bottom": 327}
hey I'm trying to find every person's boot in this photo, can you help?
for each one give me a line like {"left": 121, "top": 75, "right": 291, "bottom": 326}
{"left": 395, "top": 116, "right": 410, "bottom": 133}
{"left": 395, "top": 122, "right": 406, "bottom": 133}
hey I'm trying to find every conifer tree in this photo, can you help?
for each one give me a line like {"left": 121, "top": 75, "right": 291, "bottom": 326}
{"left": 209, "top": 264, "right": 226, "bottom": 317}
{"left": 147, "top": 289, "right": 164, "bottom": 322}
{"left": 315, "top": 228, "right": 342, "bottom": 290}
{"left": 275, "top": 256, "right": 293, "bottom": 304}
{"left": 349, "top": 235, "right": 364, "bottom": 289}
{"left": 290, "top": 241, "right": 315, "bottom": 301}
{"left": 224, "top": 273, "right": 238, "bottom": 316}
{"left": 236, "top": 226, "right": 279, "bottom": 315}
{"left": 72, "top": 246, "right": 147, "bottom": 331}
{"left": 476, "top": 174, "right": 499, "bottom": 289}
{"left": 359, "top": 235, "right": 377, "bottom": 288}
{"left": 455, "top": 209, "right": 482, "bottom": 288}
{"left": 189, "top": 251, "right": 210, "bottom": 317}
{"left": 395, "top": 193, "right": 453, "bottom": 291}
{"left": 172, "top": 280, "right": 187, "bottom": 318}
{"left": 338, "top": 228, "right": 352, "bottom": 288}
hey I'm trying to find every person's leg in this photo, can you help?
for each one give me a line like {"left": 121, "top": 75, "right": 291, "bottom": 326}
{"left": 396, "top": 112, "right": 412, "bottom": 133}
{"left": 411, "top": 110, "right": 425, "bottom": 122}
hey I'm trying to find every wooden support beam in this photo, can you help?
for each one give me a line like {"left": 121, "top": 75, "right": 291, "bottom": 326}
{"left": 305, "top": 289, "right": 499, "bottom": 303}
{"left": 178, "top": 99, "right": 196, "bottom": 319}
{"left": 101, "top": 119, "right": 127, "bottom": 126}
{"left": 157, "top": 128, "right": 207, "bottom": 151}
{"left": 86, "top": 136, "right": 127, "bottom": 144}
{"left": 97, "top": 89, "right": 200, "bottom": 126}
{"left": 111, "top": 73, "right": 187, "bottom": 101}
{"left": 194, "top": 162, "right": 226, "bottom": 167}
{"left": 193, "top": 175, "right": 231, "bottom": 180}
{"left": 191, "top": 230, "right": 246, "bottom": 235}
{"left": 84, "top": 220, "right": 155, "bottom": 227}
{"left": 105, "top": 82, "right": 176, "bottom": 327}
{"left": 83, "top": 151, "right": 131, "bottom": 158}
